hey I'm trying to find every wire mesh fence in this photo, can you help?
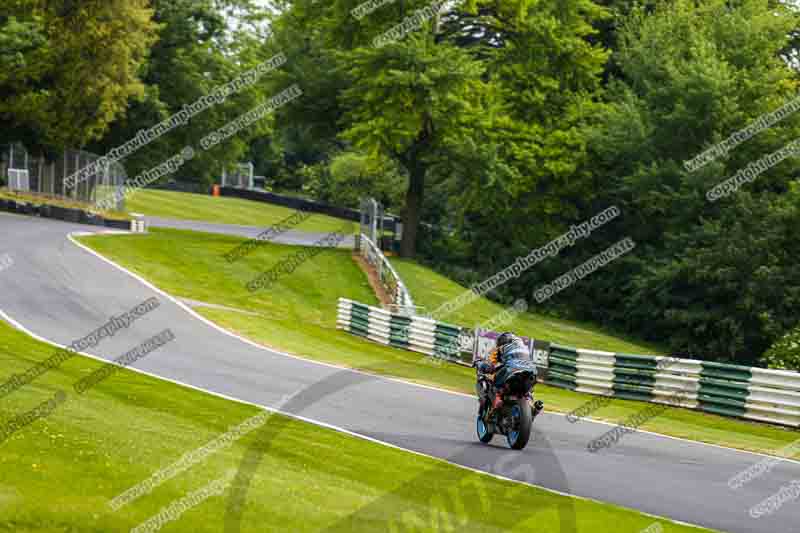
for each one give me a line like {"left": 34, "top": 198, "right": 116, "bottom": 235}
{"left": 0, "top": 142, "right": 128, "bottom": 211}
{"left": 221, "top": 162, "right": 254, "bottom": 189}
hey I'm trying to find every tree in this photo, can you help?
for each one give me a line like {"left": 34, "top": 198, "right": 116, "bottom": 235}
{"left": 265, "top": 0, "right": 609, "bottom": 257}
{"left": 454, "top": 0, "right": 610, "bottom": 261}
{"left": 338, "top": 34, "right": 485, "bottom": 256}
{"left": 295, "top": 151, "right": 406, "bottom": 208}
{"left": 91, "top": 0, "right": 273, "bottom": 184}
{"left": 0, "top": 0, "right": 157, "bottom": 152}
{"left": 576, "top": 0, "right": 800, "bottom": 362}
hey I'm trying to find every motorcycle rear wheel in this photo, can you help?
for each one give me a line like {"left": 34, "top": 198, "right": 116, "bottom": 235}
{"left": 506, "top": 399, "right": 532, "bottom": 450}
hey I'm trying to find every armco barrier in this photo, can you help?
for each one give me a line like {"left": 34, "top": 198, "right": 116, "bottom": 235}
{"left": 0, "top": 197, "right": 145, "bottom": 233}
{"left": 746, "top": 368, "right": 800, "bottom": 427}
{"left": 337, "top": 298, "right": 470, "bottom": 363}
{"left": 220, "top": 187, "right": 364, "bottom": 222}
{"left": 336, "top": 298, "right": 800, "bottom": 427}
{"left": 544, "top": 345, "right": 798, "bottom": 427}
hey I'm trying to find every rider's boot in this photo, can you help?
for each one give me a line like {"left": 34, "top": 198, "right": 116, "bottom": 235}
{"left": 532, "top": 399, "right": 544, "bottom": 418}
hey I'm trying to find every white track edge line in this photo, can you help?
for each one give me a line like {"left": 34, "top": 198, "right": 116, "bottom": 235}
{"left": 0, "top": 306, "right": 706, "bottom": 531}
{"left": 65, "top": 232, "right": 800, "bottom": 467}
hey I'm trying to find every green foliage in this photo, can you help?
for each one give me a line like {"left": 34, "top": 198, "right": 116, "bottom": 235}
{"left": 337, "top": 37, "right": 483, "bottom": 163}
{"left": 0, "top": 16, "right": 46, "bottom": 84}
{"left": 0, "top": 0, "right": 157, "bottom": 150}
{"left": 91, "top": 0, "right": 273, "bottom": 185}
{"left": 763, "top": 323, "right": 800, "bottom": 371}
{"left": 301, "top": 152, "right": 407, "bottom": 209}
{"left": 427, "top": 0, "right": 611, "bottom": 283}
{"left": 339, "top": 34, "right": 487, "bottom": 255}
{"left": 572, "top": 0, "right": 800, "bottom": 363}
{"left": 618, "top": 187, "right": 800, "bottom": 364}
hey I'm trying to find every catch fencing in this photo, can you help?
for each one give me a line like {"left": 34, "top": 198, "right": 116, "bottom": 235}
{"left": 1, "top": 143, "right": 127, "bottom": 210}
{"left": 222, "top": 162, "right": 254, "bottom": 190}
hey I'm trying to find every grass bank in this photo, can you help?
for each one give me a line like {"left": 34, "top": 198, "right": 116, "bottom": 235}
{"left": 125, "top": 189, "right": 355, "bottom": 233}
{"left": 391, "top": 258, "right": 665, "bottom": 354}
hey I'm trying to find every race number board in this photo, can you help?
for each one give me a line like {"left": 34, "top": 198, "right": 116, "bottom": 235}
{"left": 472, "top": 330, "right": 550, "bottom": 367}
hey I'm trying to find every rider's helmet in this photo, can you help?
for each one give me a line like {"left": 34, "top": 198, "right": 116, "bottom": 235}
{"left": 496, "top": 332, "right": 515, "bottom": 348}
{"left": 498, "top": 333, "right": 531, "bottom": 361}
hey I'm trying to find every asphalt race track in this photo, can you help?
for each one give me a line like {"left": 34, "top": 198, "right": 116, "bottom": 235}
{"left": 2, "top": 212, "right": 799, "bottom": 533}
{"left": 144, "top": 215, "right": 357, "bottom": 248}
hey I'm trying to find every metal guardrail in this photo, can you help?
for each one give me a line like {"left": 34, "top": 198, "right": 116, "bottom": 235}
{"left": 546, "top": 345, "right": 800, "bottom": 428}
{"left": 337, "top": 296, "right": 800, "bottom": 428}
{"left": 337, "top": 298, "right": 471, "bottom": 364}
{"left": 358, "top": 233, "right": 415, "bottom": 314}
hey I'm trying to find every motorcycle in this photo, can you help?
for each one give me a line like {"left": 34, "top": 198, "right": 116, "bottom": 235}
{"left": 475, "top": 358, "right": 543, "bottom": 450}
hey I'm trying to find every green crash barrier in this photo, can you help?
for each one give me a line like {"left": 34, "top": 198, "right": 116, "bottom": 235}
{"left": 611, "top": 382, "right": 655, "bottom": 402}
{"left": 612, "top": 369, "right": 657, "bottom": 387}
{"left": 550, "top": 344, "right": 579, "bottom": 360}
{"left": 549, "top": 357, "right": 579, "bottom": 373}
{"left": 337, "top": 298, "right": 800, "bottom": 428}
{"left": 547, "top": 369, "right": 578, "bottom": 390}
{"left": 615, "top": 354, "right": 659, "bottom": 371}
{"left": 432, "top": 322, "right": 464, "bottom": 359}
{"left": 696, "top": 361, "right": 751, "bottom": 417}
{"left": 700, "top": 361, "right": 752, "bottom": 382}
{"left": 698, "top": 398, "right": 748, "bottom": 418}
{"left": 389, "top": 315, "right": 411, "bottom": 348}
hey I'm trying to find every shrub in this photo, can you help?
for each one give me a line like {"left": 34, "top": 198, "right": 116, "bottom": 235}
{"left": 762, "top": 324, "right": 800, "bottom": 371}
{"left": 302, "top": 152, "right": 406, "bottom": 210}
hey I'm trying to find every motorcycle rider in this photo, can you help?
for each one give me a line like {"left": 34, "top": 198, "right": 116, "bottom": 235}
{"left": 477, "top": 332, "right": 531, "bottom": 410}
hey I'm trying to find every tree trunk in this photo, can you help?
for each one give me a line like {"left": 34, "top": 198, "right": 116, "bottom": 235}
{"left": 400, "top": 163, "right": 425, "bottom": 258}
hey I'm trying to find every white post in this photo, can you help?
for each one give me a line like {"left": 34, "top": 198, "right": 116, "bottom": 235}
{"left": 75, "top": 153, "right": 80, "bottom": 200}
{"left": 472, "top": 327, "right": 480, "bottom": 365}
{"left": 63, "top": 152, "right": 68, "bottom": 196}
{"left": 370, "top": 198, "right": 378, "bottom": 243}
{"left": 37, "top": 156, "right": 43, "bottom": 194}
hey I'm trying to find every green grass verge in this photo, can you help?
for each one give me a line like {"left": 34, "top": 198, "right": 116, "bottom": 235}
{"left": 391, "top": 258, "right": 665, "bottom": 354}
{"left": 0, "top": 320, "right": 712, "bottom": 532}
{"left": 76, "top": 228, "right": 800, "bottom": 457}
{"left": 125, "top": 189, "right": 355, "bottom": 233}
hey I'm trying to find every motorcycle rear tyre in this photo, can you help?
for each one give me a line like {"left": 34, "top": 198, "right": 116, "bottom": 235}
{"left": 507, "top": 399, "right": 532, "bottom": 450}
